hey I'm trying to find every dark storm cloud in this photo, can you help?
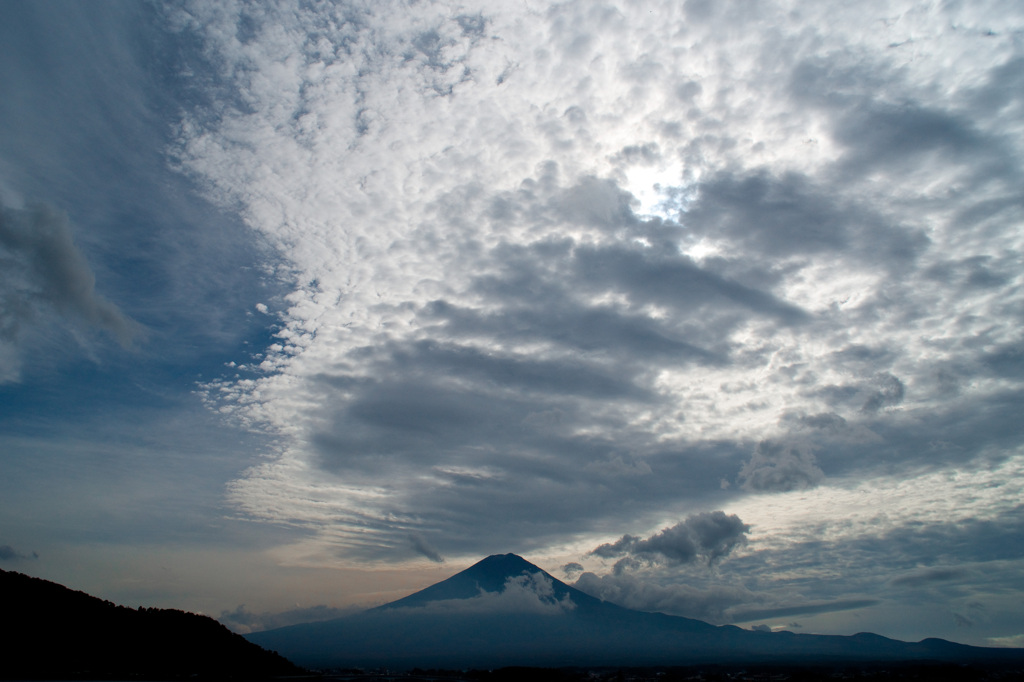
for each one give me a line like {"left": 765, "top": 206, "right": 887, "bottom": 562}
{"left": 0, "top": 203, "right": 138, "bottom": 347}
{"left": 591, "top": 512, "right": 750, "bottom": 566}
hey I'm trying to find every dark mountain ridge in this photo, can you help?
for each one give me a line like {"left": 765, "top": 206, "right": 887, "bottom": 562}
{"left": 0, "top": 568, "right": 302, "bottom": 679}
{"left": 246, "top": 554, "right": 1024, "bottom": 670}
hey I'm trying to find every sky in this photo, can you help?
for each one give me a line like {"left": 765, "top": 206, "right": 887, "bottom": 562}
{"left": 1, "top": 0, "right": 1023, "bottom": 650}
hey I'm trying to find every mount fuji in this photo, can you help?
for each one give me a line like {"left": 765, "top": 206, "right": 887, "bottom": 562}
{"left": 245, "top": 554, "right": 1023, "bottom": 670}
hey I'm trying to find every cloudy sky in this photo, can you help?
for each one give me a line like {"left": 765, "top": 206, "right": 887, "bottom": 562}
{"left": 2, "top": 0, "right": 1023, "bottom": 648}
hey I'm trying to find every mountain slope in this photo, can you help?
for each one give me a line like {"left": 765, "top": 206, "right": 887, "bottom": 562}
{"left": 380, "top": 553, "right": 582, "bottom": 607}
{"left": 1, "top": 569, "right": 302, "bottom": 679}
{"left": 246, "top": 554, "right": 1024, "bottom": 670}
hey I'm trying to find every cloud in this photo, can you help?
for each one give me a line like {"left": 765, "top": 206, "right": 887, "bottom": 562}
{"left": 0, "top": 544, "right": 37, "bottom": 561}
{"left": 573, "top": 571, "right": 759, "bottom": 624}
{"left": 860, "top": 373, "right": 905, "bottom": 413}
{"left": 738, "top": 440, "right": 824, "bottom": 492}
{"left": 680, "top": 170, "right": 927, "bottom": 265}
{"left": 800, "top": 412, "right": 848, "bottom": 431}
{"left": 0, "top": 203, "right": 136, "bottom": 342}
{"left": 570, "top": 242, "right": 810, "bottom": 325}
{"left": 989, "top": 634, "right": 1024, "bottom": 648}
{"left": 219, "top": 603, "right": 356, "bottom": 635}
{"left": 409, "top": 534, "right": 445, "bottom": 563}
{"left": 590, "top": 511, "right": 750, "bottom": 566}
{"left": 0, "top": 203, "right": 138, "bottom": 379}
{"left": 889, "top": 567, "right": 969, "bottom": 588}
{"left": 562, "top": 562, "right": 584, "bottom": 580}
{"left": 167, "top": 0, "right": 1024, "bottom": 602}
{"left": 1, "top": 0, "right": 1023, "bottom": 648}
{"left": 730, "top": 599, "right": 881, "bottom": 623}
{"left": 954, "top": 612, "right": 974, "bottom": 628}
{"left": 851, "top": 507, "right": 1024, "bottom": 566}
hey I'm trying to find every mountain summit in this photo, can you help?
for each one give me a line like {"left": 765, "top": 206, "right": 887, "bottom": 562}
{"left": 246, "top": 554, "right": 1024, "bottom": 670}
{"left": 377, "top": 553, "right": 601, "bottom": 612}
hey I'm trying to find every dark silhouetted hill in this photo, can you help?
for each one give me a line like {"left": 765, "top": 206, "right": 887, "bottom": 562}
{"left": 246, "top": 553, "right": 1024, "bottom": 671}
{"left": 0, "top": 568, "right": 303, "bottom": 679}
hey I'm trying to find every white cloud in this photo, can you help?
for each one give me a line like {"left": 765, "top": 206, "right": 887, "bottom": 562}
{"left": 574, "top": 570, "right": 758, "bottom": 624}
{"left": 989, "top": 634, "right": 1024, "bottom": 648}
{"left": 727, "top": 453, "right": 1024, "bottom": 553}
{"left": 165, "top": 0, "right": 1024, "bottom": 577}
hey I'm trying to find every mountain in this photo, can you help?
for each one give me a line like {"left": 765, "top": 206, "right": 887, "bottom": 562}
{"left": 246, "top": 553, "right": 1024, "bottom": 670}
{"left": 0, "top": 569, "right": 302, "bottom": 679}
{"left": 376, "top": 552, "right": 608, "bottom": 613}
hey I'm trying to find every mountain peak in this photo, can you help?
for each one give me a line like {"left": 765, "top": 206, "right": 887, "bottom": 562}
{"left": 378, "top": 552, "right": 555, "bottom": 610}
{"left": 474, "top": 552, "right": 539, "bottom": 572}
{"left": 483, "top": 552, "right": 528, "bottom": 561}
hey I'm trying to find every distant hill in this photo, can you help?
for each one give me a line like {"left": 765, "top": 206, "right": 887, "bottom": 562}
{"left": 0, "top": 568, "right": 303, "bottom": 679}
{"left": 246, "top": 553, "right": 1024, "bottom": 671}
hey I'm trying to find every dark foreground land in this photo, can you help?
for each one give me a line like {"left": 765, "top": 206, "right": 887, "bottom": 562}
{"left": 315, "top": 662, "right": 1024, "bottom": 682}
{"left": 0, "top": 569, "right": 303, "bottom": 680}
